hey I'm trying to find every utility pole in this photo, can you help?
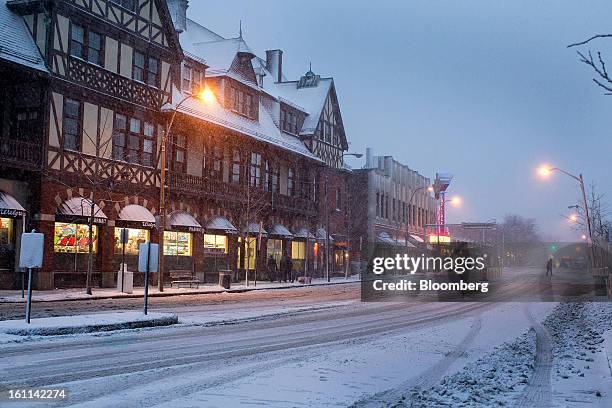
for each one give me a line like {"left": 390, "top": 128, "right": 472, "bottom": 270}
{"left": 324, "top": 170, "right": 330, "bottom": 282}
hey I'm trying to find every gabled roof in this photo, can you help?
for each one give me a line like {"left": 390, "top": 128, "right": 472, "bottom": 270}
{"left": 275, "top": 78, "right": 333, "bottom": 135}
{"left": 0, "top": 0, "right": 47, "bottom": 72}
{"left": 189, "top": 37, "right": 254, "bottom": 76}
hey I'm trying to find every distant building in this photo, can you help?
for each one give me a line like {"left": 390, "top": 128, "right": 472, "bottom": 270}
{"left": 349, "top": 148, "right": 436, "bottom": 265}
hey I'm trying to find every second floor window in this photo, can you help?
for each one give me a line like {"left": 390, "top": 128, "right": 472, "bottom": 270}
{"left": 231, "top": 151, "right": 241, "bottom": 184}
{"left": 13, "top": 109, "right": 39, "bottom": 142}
{"left": 133, "top": 51, "right": 159, "bottom": 87}
{"left": 70, "top": 24, "right": 104, "bottom": 66}
{"left": 229, "top": 86, "right": 255, "bottom": 118}
{"left": 182, "top": 66, "right": 192, "bottom": 91}
{"left": 63, "top": 98, "right": 81, "bottom": 151}
{"left": 173, "top": 134, "right": 186, "bottom": 172}
{"left": 249, "top": 152, "right": 261, "bottom": 187}
{"left": 280, "top": 109, "right": 298, "bottom": 134}
{"left": 336, "top": 188, "right": 342, "bottom": 211}
{"left": 288, "top": 167, "right": 295, "bottom": 197}
{"left": 112, "top": 114, "right": 156, "bottom": 166}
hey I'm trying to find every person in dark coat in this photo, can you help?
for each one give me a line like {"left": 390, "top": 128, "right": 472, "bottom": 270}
{"left": 267, "top": 255, "right": 278, "bottom": 282}
{"left": 546, "top": 257, "right": 553, "bottom": 276}
{"left": 281, "top": 254, "right": 293, "bottom": 283}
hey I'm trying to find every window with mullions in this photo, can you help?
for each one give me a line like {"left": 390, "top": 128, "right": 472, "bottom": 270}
{"left": 211, "top": 146, "right": 223, "bottom": 178}
{"left": 63, "top": 98, "right": 81, "bottom": 151}
{"left": 270, "top": 162, "right": 279, "bottom": 193}
{"left": 173, "top": 134, "right": 186, "bottom": 173}
{"left": 182, "top": 65, "right": 192, "bottom": 91}
{"left": 288, "top": 167, "right": 295, "bottom": 197}
{"left": 133, "top": 51, "right": 159, "bottom": 87}
{"left": 229, "top": 86, "right": 255, "bottom": 118}
{"left": 114, "top": 115, "right": 156, "bottom": 166}
{"left": 249, "top": 152, "right": 261, "bottom": 187}
{"left": 112, "top": 113, "right": 127, "bottom": 160}
{"left": 231, "top": 151, "right": 241, "bottom": 184}
{"left": 13, "top": 109, "right": 39, "bottom": 141}
{"left": 70, "top": 24, "right": 104, "bottom": 66}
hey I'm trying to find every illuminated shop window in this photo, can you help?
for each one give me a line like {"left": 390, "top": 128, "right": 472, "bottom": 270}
{"left": 291, "top": 241, "right": 305, "bottom": 260}
{"left": 54, "top": 222, "right": 98, "bottom": 253}
{"left": 238, "top": 236, "right": 257, "bottom": 270}
{"left": 0, "top": 218, "right": 14, "bottom": 246}
{"left": 267, "top": 239, "right": 283, "bottom": 267}
{"left": 114, "top": 228, "right": 150, "bottom": 255}
{"left": 164, "top": 231, "right": 192, "bottom": 256}
{"left": 204, "top": 234, "right": 228, "bottom": 254}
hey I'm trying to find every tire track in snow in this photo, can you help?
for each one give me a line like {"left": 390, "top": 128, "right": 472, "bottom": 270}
{"left": 515, "top": 304, "right": 553, "bottom": 408}
{"left": 349, "top": 314, "right": 483, "bottom": 407}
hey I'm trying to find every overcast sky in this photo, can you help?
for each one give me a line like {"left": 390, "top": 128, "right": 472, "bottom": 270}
{"left": 187, "top": 0, "right": 612, "bottom": 241}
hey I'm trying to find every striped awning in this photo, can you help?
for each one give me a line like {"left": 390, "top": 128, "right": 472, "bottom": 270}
{"left": 0, "top": 191, "right": 26, "bottom": 217}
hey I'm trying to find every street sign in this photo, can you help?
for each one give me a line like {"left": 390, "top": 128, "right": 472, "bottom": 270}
{"left": 19, "top": 232, "right": 44, "bottom": 268}
{"left": 138, "top": 242, "right": 159, "bottom": 273}
{"left": 19, "top": 231, "right": 44, "bottom": 324}
{"left": 120, "top": 228, "right": 129, "bottom": 244}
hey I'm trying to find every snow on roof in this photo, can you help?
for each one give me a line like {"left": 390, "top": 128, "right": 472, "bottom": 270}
{"left": 316, "top": 228, "right": 334, "bottom": 242}
{"left": 244, "top": 222, "right": 267, "bottom": 236}
{"left": 267, "top": 224, "right": 293, "bottom": 239}
{"left": 0, "top": 1, "right": 48, "bottom": 72}
{"left": 190, "top": 37, "right": 254, "bottom": 75}
{"left": 174, "top": 87, "right": 321, "bottom": 162}
{"left": 276, "top": 78, "right": 332, "bottom": 135}
{"left": 293, "top": 227, "right": 316, "bottom": 239}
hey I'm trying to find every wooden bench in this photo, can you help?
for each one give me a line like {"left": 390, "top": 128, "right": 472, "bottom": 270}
{"left": 169, "top": 270, "right": 199, "bottom": 288}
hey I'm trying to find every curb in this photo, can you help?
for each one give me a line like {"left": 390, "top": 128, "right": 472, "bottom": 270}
{"left": 2, "top": 313, "right": 179, "bottom": 336}
{"left": 0, "top": 279, "right": 360, "bottom": 304}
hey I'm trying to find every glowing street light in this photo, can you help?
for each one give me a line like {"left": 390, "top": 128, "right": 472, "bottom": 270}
{"left": 569, "top": 213, "right": 578, "bottom": 222}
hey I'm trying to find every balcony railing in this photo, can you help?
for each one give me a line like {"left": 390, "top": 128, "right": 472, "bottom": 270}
{"left": 0, "top": 138, "right": 42, "bottom": 169}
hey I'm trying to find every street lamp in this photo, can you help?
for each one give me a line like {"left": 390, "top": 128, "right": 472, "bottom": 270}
{"left": 537, "top": 165, "right": 593, "bottom": 244}
{"left": 325, "top": 152, "right": 362, "bottom": 282}
{"left": 158, "top": 87, "right": 214, "bottom": 292}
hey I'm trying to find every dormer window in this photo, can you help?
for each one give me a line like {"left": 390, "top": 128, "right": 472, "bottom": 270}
{"left": 229, "top": 85, "right": 256, "bottom": 119}
{"left": 280, "top": 108, "right": 298, "bottom": 134}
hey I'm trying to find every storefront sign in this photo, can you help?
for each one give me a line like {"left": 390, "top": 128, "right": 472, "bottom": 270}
{"left": 0, "top": 208, "right": 26, "bottom": 217}
{"left": 19, "top": 232, "right": 44, "bottom": 268}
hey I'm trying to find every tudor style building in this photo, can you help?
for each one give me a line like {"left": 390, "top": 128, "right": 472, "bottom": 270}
{"left": 0, "top": 0, "right": 352, "bottom": 289}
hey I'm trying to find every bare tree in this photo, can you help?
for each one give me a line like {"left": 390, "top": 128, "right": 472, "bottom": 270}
{"left": 568, "top": 35, "right": 612, "bottom": 94}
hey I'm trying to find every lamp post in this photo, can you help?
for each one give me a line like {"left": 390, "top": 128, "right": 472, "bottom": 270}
{"left": 324, "top": 152, "right": 362, "bottom": 282}
{"left": 158, "top": 88, "right": 213, "bottom": 292}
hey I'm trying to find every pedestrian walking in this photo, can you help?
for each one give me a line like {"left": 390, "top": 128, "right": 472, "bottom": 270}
{"left": 267, "top": 255, "right": 277, "bottom": 282}
{"left": 546, "top": 256, "right": 553, "bottom": 276}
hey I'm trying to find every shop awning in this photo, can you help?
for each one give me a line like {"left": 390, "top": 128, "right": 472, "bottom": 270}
{"left": 293, "top": 227, "right": 316, "bottom": 240}
{"left": 118, "top": 204, "right": 156, "bottom": 228}
{"left": 58, "top": 197, "right": 107, "bottom": 224}
{"left": 267, "top": 224, "right": 293, "bottom": 239}
{"left": 316, "top": 228, "right": 334, "bottom": 242}
{"left": 243, "top": 222, "right": 267, "bottom": 236}
{"left": 396, "top": 238, "right": 416, "bottom": 249}
{"left": 167, "top": 210, "right": 202, "bottom": 233}
{"left": 377, "top": 232, "right": 395, "bottom": 245}
{"left": 0, "top": 190, "right": 26, "bottom": 217}
{"left": 205, "top": 216, "right": 237, "bottom": 234}
{"left": 410, "top": 234, "right": 424, "bottom": 243}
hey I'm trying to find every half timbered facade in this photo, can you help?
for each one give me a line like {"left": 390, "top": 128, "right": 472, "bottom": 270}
{"left": 0, "top": 0, "right": 352, "bottom": 289}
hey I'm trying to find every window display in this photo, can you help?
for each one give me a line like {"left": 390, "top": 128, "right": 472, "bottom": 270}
{"left": 54, "top": 222, "right": 98, "bottom": 253}
{"left": 204, "top": 234, "right": 227, "bottom": 254}
{"left": 0, "top": 217, "right": 13, "bottom": 246}
{"left": 238, "top": 236, "right": 257, "bottom": 270}
{"left": 114, "top": 228, "right": 149, "bottom": 255}
{"left": 267, "top": 239, "right": 283, "bottom": 268}
{"left": 164, "top": 231, "right": 192, "bottom": 256}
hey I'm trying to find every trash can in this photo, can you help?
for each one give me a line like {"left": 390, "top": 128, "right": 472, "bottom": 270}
{"left": 219, "top": 271, "right": 231, "bottom": 289}
{"left": 117, "top": 265, "right": 134, "bottom": 294}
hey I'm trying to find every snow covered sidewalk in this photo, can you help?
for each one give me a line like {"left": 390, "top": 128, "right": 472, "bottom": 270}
{"left": 0, "top": 275, "right": 360, "bottom": 303}
{"left": 0, "top": 311, "right": 178, "bottom": 336}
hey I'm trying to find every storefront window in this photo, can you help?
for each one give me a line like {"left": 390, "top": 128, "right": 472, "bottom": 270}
{"left": 114, "top": 228, "right": 149, "bottom": 255}
{"left": 238, "top": 236, "right": 256, "bottom": 270}
{"left": 164, "top": 231, "right": 192, "bottom": 256}
{"left": 291, "top": 241, "right": 306, "bottom": 272}
{"left": 267, "top": 239, "right": 283, "bottom": 268}
{"left": 204, "top": 234, "right": 228, "bottom": 254}
{"left": 54, "top": 223, "right": 98, "bottom": 253}
{"left": 0, "top": 217, "right": 14, "bottom": 246}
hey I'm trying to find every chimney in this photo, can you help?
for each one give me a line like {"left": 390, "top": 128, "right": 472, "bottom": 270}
{"left": 365, "top": 147, "right": 374, "bottom": 168}
{"left": 266, "top": 49, "right": 283, "bottom": 83}
{"left": 167, "top": 0, "right": 188, "bottom": 33}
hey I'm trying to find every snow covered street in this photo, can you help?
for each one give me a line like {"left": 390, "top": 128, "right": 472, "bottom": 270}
{"left": 0, "top": 283, "right": 610, "bottom": 407}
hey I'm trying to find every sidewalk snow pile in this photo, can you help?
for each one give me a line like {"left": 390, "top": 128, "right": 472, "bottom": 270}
{"left": 546, "top": 302, "right": 612, "bottom": 380}
{"left": 392, "top": 302, "right": 612, "bottom": 407}
{"left": 396, "top": 330, "right": 536, "bottom": 407}
{"left": 0, "top": 311, "right": 178, "bottom": 336}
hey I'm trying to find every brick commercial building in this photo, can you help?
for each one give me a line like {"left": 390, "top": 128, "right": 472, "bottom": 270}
{"left": 0, "top": 0, "right": 351, "bottom": 289}
{"left": 349, "top": 148, "right": 436, "bottom": 266}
